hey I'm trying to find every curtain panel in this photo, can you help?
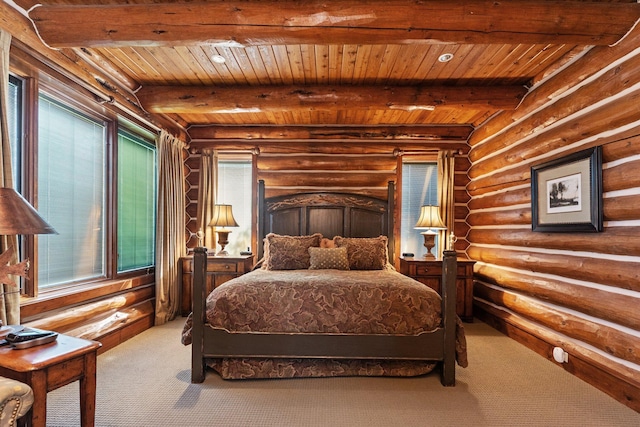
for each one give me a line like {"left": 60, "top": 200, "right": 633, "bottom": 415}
{"left": 437, "top": 150, "right": 456, "bottom": 259}
{"left": 0, "top": 30, "right": 20, "bottom": 325}
{"left": 154, "top": 130, "right": 186, "bottom": 325}
{"left": 196, "top": 149, "right": 218, "bottom": 251}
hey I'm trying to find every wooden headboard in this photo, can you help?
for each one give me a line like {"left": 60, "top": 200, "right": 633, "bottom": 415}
{"left": 257, "top": 181, "right": 395, "bottom": 261}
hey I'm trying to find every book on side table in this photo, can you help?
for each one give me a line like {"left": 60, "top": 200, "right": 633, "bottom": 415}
{"left": 2, "top": 327, "right": 58, "bottom": 349}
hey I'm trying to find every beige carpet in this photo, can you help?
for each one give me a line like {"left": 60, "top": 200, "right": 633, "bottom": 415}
{"left": 46, "top": 319, "right": 640, "bottom": 426}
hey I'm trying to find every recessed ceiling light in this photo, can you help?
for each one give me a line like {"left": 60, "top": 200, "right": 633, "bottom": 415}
{"left": 438, "top": 53, "right": 454, "bottom": 63}
{"left": 211, "top": 54, "right": 226, "bottom": 64}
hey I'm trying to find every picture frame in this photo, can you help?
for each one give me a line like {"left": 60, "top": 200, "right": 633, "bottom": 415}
{"left": 531, "top": 147, "right": 603, "bottom": 233}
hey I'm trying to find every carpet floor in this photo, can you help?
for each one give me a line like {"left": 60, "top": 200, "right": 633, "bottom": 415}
{"left": 46, "top": 319, "right": 640, "bottom": 426}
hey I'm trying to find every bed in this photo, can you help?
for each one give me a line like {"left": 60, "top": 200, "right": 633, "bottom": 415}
{"left": 182, "top": 182, "right": 467, "bottom": 386}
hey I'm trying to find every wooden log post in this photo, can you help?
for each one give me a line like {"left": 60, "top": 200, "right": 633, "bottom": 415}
{"left": 441, "top": 250, "right": 457, "bottom": 386}
{"left": 191, "top": 246, "right": 208, "bottom": 383}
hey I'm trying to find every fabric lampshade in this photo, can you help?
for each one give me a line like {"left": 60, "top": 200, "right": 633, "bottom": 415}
{"left": 208, "top": 204, "right": 238, "bottom": 229}
{"left": 414, "top": 205, "right": 446, "bottom": 231}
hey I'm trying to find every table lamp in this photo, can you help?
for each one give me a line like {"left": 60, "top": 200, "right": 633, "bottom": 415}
{"left": 0, "top": 187, "right": 57, "bottom": 332}
{"left": 208, "top": 204, "right": 238, "bottom": 256}
{"left": 414, "top": 205, "right": 446, "bottom": 259}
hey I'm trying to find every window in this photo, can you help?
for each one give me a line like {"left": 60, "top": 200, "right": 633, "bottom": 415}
{"left": 7, "top": 75, "right": 22, "bottom": 189}
{"left": 8, "top": 53, "right": 158, "bottom": 300}
{"left": 401, "top": 162, "right": 439, "bottom": 257}
{"left": 7, "top": 76, "right": 24, "bottom": 269}
{"left": 37, "top": 94, "right": 106, "bottom": 288}
{"left": 217, "top": 156, "right": 252, "bottom": 255}
{"left": 117, "top": 129, "right": 157, "bottom": 272}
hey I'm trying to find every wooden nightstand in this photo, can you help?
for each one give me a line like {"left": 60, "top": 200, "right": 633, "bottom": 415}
{"left": 179, "top": 254, "right": 254, "bottom": 316}
{"left": 399, "top": 256, "right": 476, "bottom": 322}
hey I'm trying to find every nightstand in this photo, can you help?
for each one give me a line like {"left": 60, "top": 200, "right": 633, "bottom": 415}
{"left": 0, "top": 333, "right": 101, "bottom": 427}
{"left": 179, "top": 254, "right": 254, "bottom": 316}
{"left": 399, "top": 256, "right": 476, "bottom": 322}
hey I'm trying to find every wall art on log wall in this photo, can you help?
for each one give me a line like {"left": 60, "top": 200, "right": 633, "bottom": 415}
{"left": 531, "top": 147, "right": 603, "bottom": 233}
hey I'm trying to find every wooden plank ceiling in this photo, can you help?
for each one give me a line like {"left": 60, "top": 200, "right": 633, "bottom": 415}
{"left": 11, "top": 0, "right": 640, "bottom": 147}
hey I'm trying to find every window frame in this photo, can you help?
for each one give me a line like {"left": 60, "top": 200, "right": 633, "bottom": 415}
{"left": 36, "top": 92, "right": 110, "bottom": 289}
{"left": 399, "top": 155, "right": 439, "bottom": 258}
{"left": 216, "top": 154, "right": 253, "bottom": 256}
{"left": 9, "top": 49, "right": 158, "bottom": 300}
{"left": 7, "top": 74, "right": 23, "bottom": 191}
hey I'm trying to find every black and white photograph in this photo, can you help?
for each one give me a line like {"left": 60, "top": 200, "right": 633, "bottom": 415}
{"left": 546, "top": 172, "right": 582, "bottom": 214}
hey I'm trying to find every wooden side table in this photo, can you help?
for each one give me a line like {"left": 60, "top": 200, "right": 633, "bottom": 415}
{"left": 0, "top": 333, "right": 101, "bottom": 427}
{"left": 399, "top": 256, "right": 476, "bottom": 322}
{"left": 179, "top": 254, "right": 255, "bottom": 316}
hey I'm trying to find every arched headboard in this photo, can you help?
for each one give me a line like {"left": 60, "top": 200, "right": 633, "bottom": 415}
{"left": 257, "top": 181, "right": 395, "bottom": 261}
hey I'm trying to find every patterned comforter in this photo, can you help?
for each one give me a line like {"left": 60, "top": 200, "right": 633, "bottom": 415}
{"left": 182, "top": 268, "right": 468, "bottom": 379}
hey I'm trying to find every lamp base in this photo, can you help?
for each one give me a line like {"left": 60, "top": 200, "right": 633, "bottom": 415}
{"left": 421, "top": 231, "right": 437, "bottom": 260}
{"left": 216, "top": 230, "right": 231, "bottom": 256}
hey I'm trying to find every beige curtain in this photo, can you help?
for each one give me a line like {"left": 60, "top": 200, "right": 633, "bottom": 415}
{"left": 437, "top": 150, "right": 456, "bottom": 258}
{"left": 154, "top": 130, "right": 186, "bottom": 325}
{"left": 0, "top": 30, "right": 20, "bottom": 326}
{"left": 196, "top": 149, "right": 218, "bottom": 250}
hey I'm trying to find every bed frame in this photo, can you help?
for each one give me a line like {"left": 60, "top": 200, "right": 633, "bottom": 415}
{"left": 191, "top": 182, "right": 458, "bottom": 386}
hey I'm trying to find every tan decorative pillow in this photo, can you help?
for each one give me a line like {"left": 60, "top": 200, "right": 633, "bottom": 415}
{"left": 308, "top": 247, "right": 350, "bottom": 270}
{"left": 263, "top": 233, "right": 322, "bottom": 270}
{"left": 334, "top": 236, "right": 388, "bottom": 270}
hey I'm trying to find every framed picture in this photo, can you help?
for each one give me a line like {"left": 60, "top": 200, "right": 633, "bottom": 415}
{"left": 531, "top": 147, "right": 603, "bottom": 232}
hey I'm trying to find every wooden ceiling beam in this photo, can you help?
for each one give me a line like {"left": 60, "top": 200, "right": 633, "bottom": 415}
{"left": 187, "top": 140, "right": 471, "bottom": 155}
{"left": 28, "top": 1, "right": 640, "bottom": 48}
{"left": 138, "top": 84, "right": 527, "bottom": 114}
{"left": 188, "top": 125, "right": 473, "bottom": 142}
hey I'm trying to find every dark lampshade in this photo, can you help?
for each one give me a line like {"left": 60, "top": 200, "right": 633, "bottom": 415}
{"left": 208, "top": 204, "right": 238, "bottom": 256}
{"left": 0, "top": 188, "right": 57, "bottom": 235}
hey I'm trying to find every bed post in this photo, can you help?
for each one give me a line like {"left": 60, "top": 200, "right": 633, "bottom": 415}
{"left": 191, "top": 246, "right": 207, "bottom": 383}
{"left": 441, "top": 250, "right": 457, "bottom": 386}
{"left": 387, "top": 181, "right": 395, "bottom": 262}
{"left": 258, "top": 180, "right": 265, "bottom": 260}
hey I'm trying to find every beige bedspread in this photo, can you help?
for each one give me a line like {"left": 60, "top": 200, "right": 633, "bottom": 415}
{"left": 182, "top": 269, "right": 468, "bottom": 379}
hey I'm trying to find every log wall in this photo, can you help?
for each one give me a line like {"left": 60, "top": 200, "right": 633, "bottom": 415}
{"left": 183, "top": 145, "right": 473, "bottom": 264}
{"left": 20, "top": 276, "right": 155, "bottom": 354}
{"left": 467, "top": 26, "right": 640, "bottom": 410}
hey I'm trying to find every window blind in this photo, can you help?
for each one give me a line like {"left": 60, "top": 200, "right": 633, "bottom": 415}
{"left": 401, "top": 162, "right": 438, "bottom": 256}
{"left": 117, "top": 131, "right": 156, "bottom": 272}
{"left": 217, "top": 158, "right": 252, "bottom": 255}
{"left": 37, "top": 95, "right": 106, "bottom": 287}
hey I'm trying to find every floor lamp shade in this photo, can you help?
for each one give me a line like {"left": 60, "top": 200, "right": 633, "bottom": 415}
{"left": 414, "top": 205, "right": 446, "bottom": 259}
{"left": 208, "top": 204, "right": 239, "bottom": 255}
